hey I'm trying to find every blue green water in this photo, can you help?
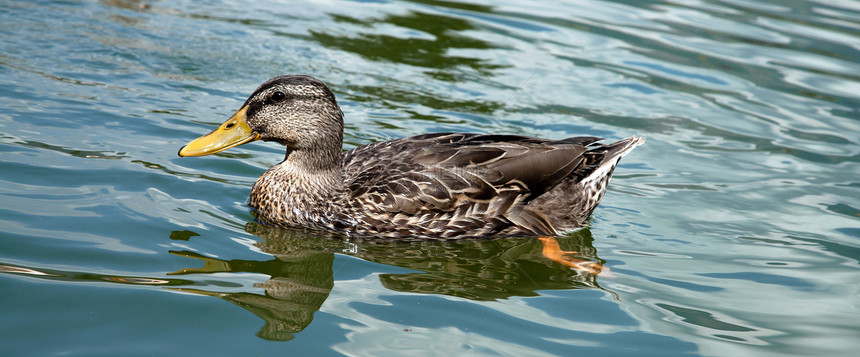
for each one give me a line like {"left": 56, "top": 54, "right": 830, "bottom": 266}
{"left": 2, "top": 0, "right": 859, "bottom": 355}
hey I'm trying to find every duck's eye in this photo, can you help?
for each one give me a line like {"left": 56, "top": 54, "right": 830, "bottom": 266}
{"left": 271, "top": 91, "right": 286, "bottom": 102}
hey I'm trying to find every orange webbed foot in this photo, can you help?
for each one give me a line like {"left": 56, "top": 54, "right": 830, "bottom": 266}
{"left": 538, "top": 236, "right": 607, "bottom": 275}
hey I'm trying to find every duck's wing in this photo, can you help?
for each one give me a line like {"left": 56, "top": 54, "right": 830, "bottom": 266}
{"left": 341, "top": 133, "right": 602, "bottom": 226}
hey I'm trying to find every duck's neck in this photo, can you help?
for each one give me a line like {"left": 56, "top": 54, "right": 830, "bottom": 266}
{"left": 249, "top": 147, "right": 344, "bottom": 228}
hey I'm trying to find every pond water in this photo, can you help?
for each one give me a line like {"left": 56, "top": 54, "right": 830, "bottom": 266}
{"left": 1, "top": 0, "right": 858, "bottom": 355}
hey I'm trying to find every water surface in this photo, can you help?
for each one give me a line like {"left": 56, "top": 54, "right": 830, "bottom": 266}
{"left": 1, "top": 0, "right": 859, "bottom": 356}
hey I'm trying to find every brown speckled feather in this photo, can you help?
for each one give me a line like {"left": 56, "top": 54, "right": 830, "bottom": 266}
{"left": 336, "top": 133, "right": 643, "bottom": 237}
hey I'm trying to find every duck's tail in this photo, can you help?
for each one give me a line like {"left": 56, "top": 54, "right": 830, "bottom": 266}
{"left": 529, "top": 136, "right": 644, "bottom": 233}
{"left": 580, "top": 136, "right": 645, "bottom": 185}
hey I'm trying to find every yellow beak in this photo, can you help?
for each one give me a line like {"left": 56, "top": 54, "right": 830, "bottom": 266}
{"left": 178, "top": 105, "right": 260, "bottom": 157}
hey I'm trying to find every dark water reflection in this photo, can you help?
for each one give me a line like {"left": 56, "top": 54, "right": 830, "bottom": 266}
{"left": 311, "top": 11, "right": 505, "bottom": 76}
{"left": 167, "top": 223, "right": 603, "bottom": 340}
{"left": 308, "top": 9, "right": 510, "bottom": 115}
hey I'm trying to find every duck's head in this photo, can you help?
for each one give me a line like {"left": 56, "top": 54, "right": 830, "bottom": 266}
{"left": 178, "top": 75, "right": 344, "bottom": 157}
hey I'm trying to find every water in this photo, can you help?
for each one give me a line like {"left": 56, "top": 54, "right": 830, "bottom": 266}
{"left": 1, "top": 0, "right": 858, "bottom": 355}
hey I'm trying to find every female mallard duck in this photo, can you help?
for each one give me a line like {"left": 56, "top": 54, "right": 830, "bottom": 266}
{"left": 179, "top": 75, "right": 643, "bottom": 239}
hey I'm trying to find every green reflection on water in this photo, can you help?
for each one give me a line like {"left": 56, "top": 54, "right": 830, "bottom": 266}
{"left": 312, "top": 11, "right": 505, "bottom": 76}
{"left": 165, "top": 223, "right": 605, "bottom": 340}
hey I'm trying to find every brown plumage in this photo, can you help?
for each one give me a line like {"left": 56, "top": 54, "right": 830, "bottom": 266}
{"left": 179, "top": 75, "right": 644, "bottom": 239}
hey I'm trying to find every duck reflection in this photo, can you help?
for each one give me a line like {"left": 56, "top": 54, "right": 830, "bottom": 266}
{"left": 169, "top": 223, "right": 606, "bottom": 341}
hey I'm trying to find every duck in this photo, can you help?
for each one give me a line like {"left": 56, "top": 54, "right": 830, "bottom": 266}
{"left": 178, "top": 75, "right": 643, "bottom": 240}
